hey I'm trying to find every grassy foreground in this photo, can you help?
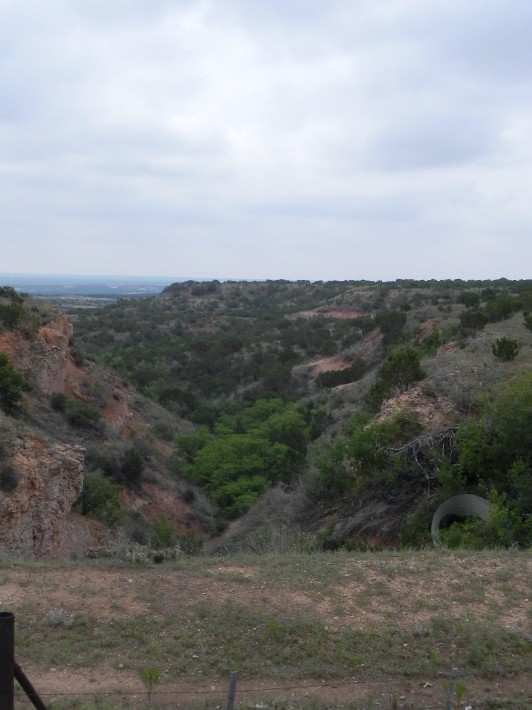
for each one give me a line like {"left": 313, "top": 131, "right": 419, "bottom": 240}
{"left": 1, "top": 549, "right": 531, "bottom": 709}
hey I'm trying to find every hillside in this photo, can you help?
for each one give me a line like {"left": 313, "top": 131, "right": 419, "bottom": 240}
{"left": 0, "top": 280, "right": 531, "bottom": 709}
{"left": 69, "top": 279, "right": 532, "bottom": 550}
{"left": 0, "top": 288, "right": 216, "bottom": 560}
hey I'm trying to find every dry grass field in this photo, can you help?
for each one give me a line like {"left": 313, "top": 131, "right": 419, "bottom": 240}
{"left": 1, "top": 549, "right": 531, "bottom": 708}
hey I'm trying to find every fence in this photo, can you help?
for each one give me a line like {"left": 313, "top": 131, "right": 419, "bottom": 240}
{"left": 0, "top": 611, "right": 482, "bottom": 709}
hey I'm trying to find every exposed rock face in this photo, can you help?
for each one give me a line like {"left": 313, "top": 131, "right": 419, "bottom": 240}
{"left": 0, "top": 315, "right": 72, "bottom": 394}
{"left": 0, "top": 434, "right": 84, "bottom": 558}
{"left": 377, "top": 385, "right": 454, "bottom": 431}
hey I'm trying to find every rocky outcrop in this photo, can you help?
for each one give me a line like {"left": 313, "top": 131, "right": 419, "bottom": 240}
{"left": 0, "top": 434, "right": 84, "bottom": 558}
{"left": 377, "top": 385, "right": 454, "bottom": 431}
{"left": 0, "top": 315, "right": 72, "bottom": 394}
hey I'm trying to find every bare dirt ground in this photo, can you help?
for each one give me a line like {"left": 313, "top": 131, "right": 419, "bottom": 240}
{"left": 2, "top": 551, "right": 531, "bottom": 708}
{"left": 292, "top": 310, "right": 365, "bottom": 320}
{"left": 310, "top": 357, "right": 353, "bottom": 375}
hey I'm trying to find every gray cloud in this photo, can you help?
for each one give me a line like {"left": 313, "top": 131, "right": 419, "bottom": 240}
{"left": 1, "top": 1, "right": 531, "bottom": 279}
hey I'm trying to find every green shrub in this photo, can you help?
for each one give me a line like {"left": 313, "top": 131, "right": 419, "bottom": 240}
{"left": 120, "top": 447, "right": 144, "bottom": 486}
{"left": 51, "top": 392, "right": 68, "bottom": 412}
{"left": 459, "top": 308, "right": 488, "bottom": 332}
{"left": 379, "top": 345, "right": 424, "bottom": 390}
{"left": 491, "top": 337, "right": 519, "bottom": 362}
{"left": 484, "top": 293, "right": 520, "bottom": 322}
{"left": 367, "top": 345, "right": 424, "bottom": 409}
{"left": 85, "top": 443, "right": 146, "bottom": 488}
{"left": 150, "top": 516, "right": 179, "bottom": 549}
{"left": 458, "top": 292, "right": 481, "bottom": 308}
{"left": 0, "top": 286, "right": 23, "bottom": 303}
{"left": 375, "top": 309, "right": 407, "bottom": 344}
{"left": 70, "top": 345, "right": 85, "bottom": 367}
{"left": 378, "top": 408, "right": 422, "bottom": 444}
{"left": 64, "top": 397, "right": 103, "bottom": 430}
{"left": 0, "top": 303, "right": 25, "bottom": 329}
{"left": 440, "top": 490, "right": 531, "bottom": 549}
{"left": 75, "top": 474, "right": 124, "bottom": 528}
{"left": 0, "top": 463, "right": 19, "bottom": 493}
{"left": 0, "top": 352, "right": 31, "bottom": 415}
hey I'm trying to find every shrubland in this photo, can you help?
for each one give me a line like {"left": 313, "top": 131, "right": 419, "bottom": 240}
{"left": 67, "top": 278, "right": 532, "bottom": 550}
{"left": 1, "top": 278, "right": 531, "bottom": 552}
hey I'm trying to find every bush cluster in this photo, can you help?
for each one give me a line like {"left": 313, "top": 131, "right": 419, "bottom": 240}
{"left": 51, "top": 392, "right": 103, "bottom": 430}
{"left": 367, "top": 345, "right": 425, "bottom": 410}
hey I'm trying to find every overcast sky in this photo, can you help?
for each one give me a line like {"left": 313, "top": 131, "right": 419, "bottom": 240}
{"left": 1, "top": 0, "right": 531, "bottom": 281}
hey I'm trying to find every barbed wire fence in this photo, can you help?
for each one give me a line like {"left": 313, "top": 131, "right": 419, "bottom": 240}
{"left": 1, "top": 612, "right": 519, "bottom": 709}
{"left": 5, "top": 668, "right": 494, "bottom": 710}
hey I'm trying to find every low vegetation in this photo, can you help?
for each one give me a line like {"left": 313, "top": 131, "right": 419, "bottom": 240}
{"left": 2, "top": 550, "right": 530, "bottom": 708}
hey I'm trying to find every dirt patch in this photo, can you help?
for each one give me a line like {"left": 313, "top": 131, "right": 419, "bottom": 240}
{"left": 121, "top": 482, "right": 205, "bottom": 534}
{"left": 64, "top": 357, "right": 88, "bottom": 393}
{"left": 310, "top": 357, "right": 353, "bottom": 375}
{"left": 102, "top": 390, "right": 132, "bottom": 431}
{"left": 1, "top": 568, "right": 146, "bottom": 622}
{"left": 291, "top": 309, "right": 365, "bottom": 320}
{"left": 416, "top": 319, "right": 440, "bottom": 340}
{"left": 55, "top": 514, "right": 111, "bottom": 560}
{"left": 326, "top": 310, "right": 365, "bottom": 319}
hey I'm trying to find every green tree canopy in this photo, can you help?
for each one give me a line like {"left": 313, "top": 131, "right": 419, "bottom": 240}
{"left": 179, "top": 399, "right": 310, "bottom": 519}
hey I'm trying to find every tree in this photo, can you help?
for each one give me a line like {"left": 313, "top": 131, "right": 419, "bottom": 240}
{"left": 0, "top": 352, "right": 31, "bottom": 415}
{"left": 458, "top": 291, "right": 481, "bottom": 308}
{"left": 253, "top": 404, "right": 309, "bottom": 472}
{"left": 367, "top": 345, "right": 425, "bottom": 409}
{"left": 455, "top": 372, "right": 532, "bottom": 519}
{"left": 175, "top": 430, "right": 210, "bottom": 464}
{"left": 375, "top": 309, "right": 407, "bottom": 343}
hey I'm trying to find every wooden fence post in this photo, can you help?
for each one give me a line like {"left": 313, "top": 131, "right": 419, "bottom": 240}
{"left": 0, "top": 612, "right": 15, "bottom": 710}
{"left": 226, "top": 671, "right": 238, "bottom": 710}
{"left": 445, "top": 667, "right": 458, "bottom": 710}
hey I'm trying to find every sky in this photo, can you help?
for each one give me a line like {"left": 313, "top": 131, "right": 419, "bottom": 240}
{"left": 1, "top": 0, "right": 531, "bottom": 281}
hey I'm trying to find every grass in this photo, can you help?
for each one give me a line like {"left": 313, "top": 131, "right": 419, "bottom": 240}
{"left": 3, "top": 549, "right": 531, "bottom": 708}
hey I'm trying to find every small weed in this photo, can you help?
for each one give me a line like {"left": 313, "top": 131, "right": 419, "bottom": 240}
{"left": 456, "top": 679, "right": 468, "bottom": 703}
{"left": 138, "top": 664, "right": 161, "bottom": 701}
{"left": 428, "top": 648, "right": 440, "bottom": 674}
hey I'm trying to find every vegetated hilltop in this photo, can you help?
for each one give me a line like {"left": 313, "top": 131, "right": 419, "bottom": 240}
{"left": 70, "top": 278, "right": 532, "bottom": 551}
{"left": 0, "top": 287, "right": 216, "bottom": 559}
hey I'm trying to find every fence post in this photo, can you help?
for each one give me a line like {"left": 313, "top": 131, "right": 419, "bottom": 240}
{"left": 226, "top": 671, "right": 238, "bottom": 710}
{"left": 445, "top": 667, "right": 458, "bottom": 710}
{"left": 14, "top": 664, "right": 47, "bottom": 710}
{"left": 0, "top": 612, "right": 15, "bottom": 710}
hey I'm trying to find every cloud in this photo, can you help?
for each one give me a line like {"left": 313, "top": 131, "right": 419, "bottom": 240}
{"left": 0, "top": 1, "right": 531, "bottom": 279}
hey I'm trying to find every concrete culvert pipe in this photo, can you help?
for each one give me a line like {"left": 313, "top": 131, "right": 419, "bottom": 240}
{"left": 431, "top": 494, "right": 491, "bottom": 545}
